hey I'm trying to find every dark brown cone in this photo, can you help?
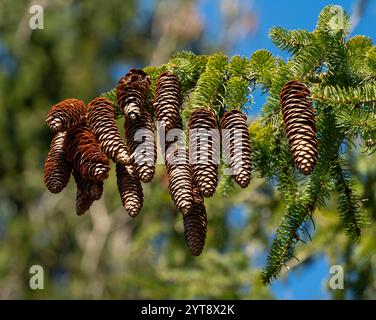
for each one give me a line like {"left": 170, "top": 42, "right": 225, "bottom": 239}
{"left": 116, "top": 162, "right": 143, "bottom": 218}
{"left": 65, "top": 126, "right": 110, "bottom": 181}
{"left": 188, "top": 109, "right": 219, "bottom": 197}
{"left": 153, "top": 72, "right": 182, "bottom": 132}
{"left": 280, "top": 80, "right": 318, "bottom": 175}
{"left": 183, "top": 186, "right": 207, "bottom": 256}
{"left": 46, "top": 98, "right": 86, "bottom": 133}
{"left": 125, "top": 110, "right": 156, "bottom": 183}
{"left": 87, "top": 97, "right": 130, "bottom": 165}
{"left": 116, "top": 68, "right": 151, "bottom": 120}
{"left": 165, "top": 142, "right": 193, "bottom": 215}
{"left": 44, "top": 132, "right": 72, "bottom": 193}
{"left": 221, "top": 110, "right": 252, "bottom": 188}
{"left": 73, "top": 169, "right": 103, "bottom": 215}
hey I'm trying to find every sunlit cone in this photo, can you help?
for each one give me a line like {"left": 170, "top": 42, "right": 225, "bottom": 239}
{"left": 73, "top": 169, "right": 103, "bottom": 215}
{"left": 221, "top": 109, "right": 252, "bottom": 188}
{"left": 65, "top": 125, "right": 110, "bottom": 181}
{"left": 44, "top": 131, "right": 72, "bottom": 193}
{"left": 116, "top": 68, "right": 151, "bottom": 120}
{"left": 183, "top": 186, "right": 207, "bottom": 256}
{"left": 280, "top": 80, "right": 318, "bottom": 175}
{"left": 153, "top": 71, "right": 182, "bottom": 132}
{"left": 46, "top": 98, "right": 87, "bottom": 133}
{"left": 125, "top": 110, "right": 156, "bottom": 183}
{"left": 188, "top": 109, "right": 219, "bottom": 197}
{"left": 116, "top": 162, "right": 144, "bottom": 218}
{"left": 165, "top": 142, "right": 193, "bottom": 215}
{"left": 87, "top": 97, "right": 130, "bottom": 165}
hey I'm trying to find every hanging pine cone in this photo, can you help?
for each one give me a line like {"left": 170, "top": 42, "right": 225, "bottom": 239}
{"left": 73, "top": 169, "right": 103, "bottom": 215}
{"left": 125, "top": 110, "right": 156, "bottom": 183}
{"left": 221, "top": 109, "right": 252, "bottom": 188}
{"left": 44, "top": 131, "right": 72, "bottom": 193}
{"left": 65, "top": 125, "right": 110, "bottom": 181}
{"left": 188, "top": 109, "right": 220, "bottom": 197}
{"left": 280, "top": 80, "right": 318, "bottom": 175}
{"left": 116, "top": 162, "right": 144, "bottom": 218}
{"left": 46, "top": 98, "right": 87, "bottom": 133}
{"left": 183, "top": 186, "right": 207, "bottom": 256}
{"left": 116, "top": 68, "right": 151, "bottom": 120}
{"left": 153, "top": 72, "right": 182, "bottom": 132}
{"left": 87, "top": 97, "right": 130, "bottom": 165}
{"left": 166, "top": 142, "right": 193, "bottom": 215}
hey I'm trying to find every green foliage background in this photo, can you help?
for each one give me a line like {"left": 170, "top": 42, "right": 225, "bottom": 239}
{"left": 0, "top": 1, "right": 375, "bottom": 299}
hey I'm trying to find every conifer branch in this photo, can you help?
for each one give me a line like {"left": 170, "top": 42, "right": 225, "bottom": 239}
{"left": 332, "top": 160, "right": 367, "bottom": 242}
{"left": 43, "top": 4, "right": 376, "bottom": 286}
{"left": 311, "top": 83, "right": 376, "bottom": 105}
{"left": 269, "top": 27, "right": 316, "bottom": 53}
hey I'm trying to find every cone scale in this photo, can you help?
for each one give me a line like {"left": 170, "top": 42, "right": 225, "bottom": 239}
{"left": 153, "top": 72, "right": 182, "bottom": 132}
{"left": 280, "top": 80, "right": 318, "bottom": 175}
{"left": 46, "top": 98, "right": 87, "bottom": 133}
{"left": 73, "top": 169, "right": 103, "bottom": 215}
{"left": 116, "top": 162, "right": 144, "bottom": 218}
{"left": 183, "top": 186, "right": 208, "bottom": 256}
{"left": 65, "top": 125, "right": 110, "bottom": 181}
{"left": 188, "top": 109, "right": 219, "bottom": 197}
{"left": 221, "top": 109, "right": 252, "bottom": 188}
{"left": 165, "top": 142, "right": 194, "bottom": 215}
{"left": 44, "top": 131, "right": 72, "bottom": 193}
{"left": 87, "top": 97, "right": 130, "bottom": 165}
{"left": 116, "top": 68, "right": 150, "bottom": 120}
{"left": 124, "top": 110, "right": 156, "bottom": 183}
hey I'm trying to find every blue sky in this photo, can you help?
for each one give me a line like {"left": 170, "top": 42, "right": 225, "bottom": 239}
{"left": 200, "top": 0, "right": 375, "bottom": 300}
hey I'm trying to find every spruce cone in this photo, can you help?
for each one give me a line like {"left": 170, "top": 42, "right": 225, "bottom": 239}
{"left": 166, "top": 142, "right": 193, "bottom": 215}
{"left": 125, "top": 110, "right": 156, "bottom": 183}
{"left": 46, "top": 98, "right": 86, "bottom": 133}
{"left": 116, "top": 68, "right": 151, "bottom": 120}
{"left": 221, "top": 110, "right": 252, "bottom": 188}
{"left": 73, "top": 169, "right": 103, "bottom": 215}
{"left": 280, "top": 80, "right": 318, "bottom": 175}
{"left": 44, "top": 131, "right": 72, "bottom": 193}
{"left": 116, "top": 162, "right": 143, "bottom": 218}
{"left": 87, "top": 97, "right": 130, "bottom": 165}
{"left": 65, "top": 126, "right": 110, "bottom": 181}
{"left": 188, "top": 109, "right": 220, "bottom": 197}
{"left": 153, "top": 72, "right": 182, "bottom": 132}
{"left": 183, "top": 186, "right": 207, "bottom": 256}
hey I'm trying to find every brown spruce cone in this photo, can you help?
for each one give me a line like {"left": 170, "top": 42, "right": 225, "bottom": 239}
{"left": 221, "top": 109, "right": 252, "bottom": 188}
{"left": 153, "top": 72, "right": 182, "bottom": 132}
{"left": 183, "top": 186, "right": 207, "bottom": 256}
{"left": 44, "top": 131, "right": 72, "bottom": 193}
{"left": 46, "top": 98, "right": 87, "bottom": 133}
{"left": 116, "top": 68, "right": 151, "bottom": 120}
{"left": 280, "top": 80, "right": 318, "bottom": 175}
{"left": 165, "top": 142, "right": 193, "bottom": 215}
{"left": 125, "top": 110, "right": 156, "bottom": 183}
{"left": 65, "top": 126, "right": 110, "bottom": 181}
{"left": 116, "top": 162, "right": 144, "bottom": 218}
{"left": 73, "top": 169, "right": 103, "bottom": 215}
{"left": 188, "top": 109, "right": 220, "bottom": 197}
{"left": 87, "top": 97, "right": 130, "bottom": 165}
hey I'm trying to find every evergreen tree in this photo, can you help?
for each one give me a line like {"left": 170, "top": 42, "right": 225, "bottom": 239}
{"left": 1, "top": 2, "right": 376, "bottom": 299}
{"left": 88, "top": 5, "right": 375, "bottom": 284}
